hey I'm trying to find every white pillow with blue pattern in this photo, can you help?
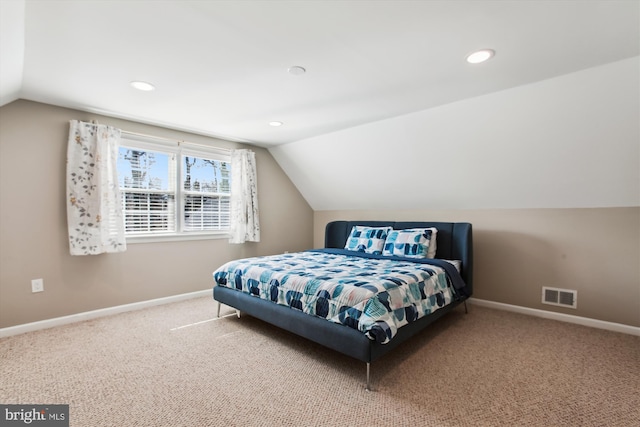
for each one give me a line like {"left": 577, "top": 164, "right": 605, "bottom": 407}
{"left": 344, "top": 226, "right": 392, "bottom": 255}
{"left": 382, "top": 228, "right": 438, "bottom": 259}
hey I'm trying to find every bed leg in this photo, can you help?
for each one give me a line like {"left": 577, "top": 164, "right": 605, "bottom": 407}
{"left": 236, "top": 309, "right": 241, "bottom": 319}
{"left": 365, "top": 363, "right": 371, "bottom": 392}
{"left": 464, "top": 300, "right": 468, "bottom": 314}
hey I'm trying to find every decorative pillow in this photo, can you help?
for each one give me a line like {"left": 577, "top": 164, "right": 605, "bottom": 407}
{"left": 382, "top": 228, "right": 438, "bottom": 259}
{"left": 444, "top": 259, "right": 462, "bottom": 272}
{"left": 344, "top": 226, "right": 392, "bottom": 255}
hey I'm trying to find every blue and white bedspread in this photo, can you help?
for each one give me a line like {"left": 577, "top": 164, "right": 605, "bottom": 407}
{"left": 212, "top": 249, "right": 466, "bottom": 344}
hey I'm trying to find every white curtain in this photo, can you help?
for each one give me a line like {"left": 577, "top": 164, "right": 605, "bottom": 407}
{"left": 66, "top": 120, "right": 127, "bottom": 255}
{"left": 229, "top": 149, "right": 260, "bottom": 243}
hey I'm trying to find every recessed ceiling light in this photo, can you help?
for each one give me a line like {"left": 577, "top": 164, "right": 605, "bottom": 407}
{"left": 269, "top": 121, "right": 283, "bottom": 127}
{"left": 130, "top": 81, "right": 156, "bottom": 91}
{"left": 287, "top": 66, "right": 306, "bottom": 75}
{"left": 466, "top": 49, "right": 495, "bottom": 64}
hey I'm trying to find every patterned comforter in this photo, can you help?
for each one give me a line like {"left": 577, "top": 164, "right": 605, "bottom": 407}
{"left": 212, "top": 249, "right": 465, "bottom": 344}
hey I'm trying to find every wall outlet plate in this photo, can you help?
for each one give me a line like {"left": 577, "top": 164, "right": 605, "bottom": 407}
{"left": 31, "top": 278, "right": 44, "bottom": 293}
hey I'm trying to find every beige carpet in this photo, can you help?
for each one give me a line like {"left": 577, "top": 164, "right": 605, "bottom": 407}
{"left": 1, "top": 297, "right": 638, "bottom": 427}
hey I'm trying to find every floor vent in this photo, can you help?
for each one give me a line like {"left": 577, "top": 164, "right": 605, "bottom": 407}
{"left": 542, "top": 287, "right": 577, "bottom": 309}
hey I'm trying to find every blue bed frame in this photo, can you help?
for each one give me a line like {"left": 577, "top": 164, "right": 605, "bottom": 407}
{"left": 213, "top": 220, "right": 473, "bottom": 390}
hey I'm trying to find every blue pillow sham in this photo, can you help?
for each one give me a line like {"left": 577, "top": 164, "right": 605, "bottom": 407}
{"left": 344, "top": 226, "right": 438, "bottom": 259}
{"left": 344, "top": 226, "right": 392, "bottom": 255}
{"left": 382, "top": 229, "right": 431, "bottom": 258}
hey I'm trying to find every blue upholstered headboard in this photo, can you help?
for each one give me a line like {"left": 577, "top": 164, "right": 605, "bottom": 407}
{"left": 324, "top": 220, "right": 473, "bottom": 295}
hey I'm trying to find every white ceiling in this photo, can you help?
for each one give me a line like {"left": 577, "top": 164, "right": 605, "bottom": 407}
{"left": 1, "top": 0, "right": 638, "bottom": 147}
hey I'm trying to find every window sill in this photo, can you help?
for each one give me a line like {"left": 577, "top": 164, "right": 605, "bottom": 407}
{"left": 126, "top": 232, "right": 230, "bottom": 244}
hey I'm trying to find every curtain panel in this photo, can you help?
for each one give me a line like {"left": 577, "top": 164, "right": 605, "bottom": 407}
{"left": 229, "top": 149, "right": 260, "bottom": 243}
{"left": 66, "top": 120, "right": 127, "bottom": 255}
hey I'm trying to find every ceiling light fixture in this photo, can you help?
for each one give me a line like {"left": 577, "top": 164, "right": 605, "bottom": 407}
{"left": 130, "top": 81, "right": 156, "bottom": 91}
{"left": 466, "top": 49, "right": 495, "bottom": 64}
{"left": 269, "top": 121, "right": 283, "bottom": 127}
{"left": 287, "top": 66, "right": 306, "bottom": 75}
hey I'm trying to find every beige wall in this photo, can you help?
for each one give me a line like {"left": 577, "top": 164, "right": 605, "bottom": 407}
{"left": 1, "top": 99, "right": 638, "bottom": 331}
{"left": 0, "top": 100, "right": 313, "bottom": 328}
{"left": 314, "top": 208, "right": 640, "bottom": 327}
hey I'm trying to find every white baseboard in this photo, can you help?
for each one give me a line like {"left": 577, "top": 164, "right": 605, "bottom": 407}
{"left": 3, "top": 293, "right": 637, "bottom": 338}
{"left": 469, "top": 298, "right": 640, "bottom": 336}
{"left": 0, "top": 289, "right": 212, "bottom": 338}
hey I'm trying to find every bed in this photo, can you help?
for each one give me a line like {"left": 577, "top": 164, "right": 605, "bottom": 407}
{"left": 212, "top": 220, "right": 473, "bottom": 390}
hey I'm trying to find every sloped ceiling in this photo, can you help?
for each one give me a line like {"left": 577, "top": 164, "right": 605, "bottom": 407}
{"left": 1, "top": 0, "right": 638, "bottom": 147}
{"left": 270, "top": 57, "right": 640, "bottom": 210}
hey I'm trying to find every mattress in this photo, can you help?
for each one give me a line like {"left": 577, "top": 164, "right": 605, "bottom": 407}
{"left": 212, "top": 248, "right": 465, "bottom": 344}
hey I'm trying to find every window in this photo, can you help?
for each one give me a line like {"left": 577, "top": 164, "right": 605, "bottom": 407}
{"left": 182, "top": 154, "right": 231, "bottom": 232}
{"left": 117, "top": 135, "right": 231, "bottom": 240}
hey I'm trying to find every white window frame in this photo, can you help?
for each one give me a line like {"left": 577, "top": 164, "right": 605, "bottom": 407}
{"left": 118, "top": 134, "right": 231, "bottom": 243}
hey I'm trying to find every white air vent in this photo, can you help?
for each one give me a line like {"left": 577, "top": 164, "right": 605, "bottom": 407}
{"left": 542, "top": 287, "right": 577, "bottom": 309}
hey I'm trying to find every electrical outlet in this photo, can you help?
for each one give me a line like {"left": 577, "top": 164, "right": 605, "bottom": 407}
{"left": 31, "top": 278, "right": 44, "bottom": 293}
